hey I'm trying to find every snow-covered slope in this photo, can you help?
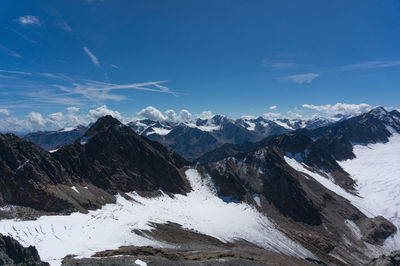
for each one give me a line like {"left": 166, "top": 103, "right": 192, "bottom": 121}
{"left": 285, "top": 133, "right": 400, "bottom": 252}
{"left": 0, "top": 169, "right": 311, "bottom": 266}
{"left": 339, "top": 133, "right": 400, "bottom": 251}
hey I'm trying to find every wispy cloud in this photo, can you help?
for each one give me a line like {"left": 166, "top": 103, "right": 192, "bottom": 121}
{"left": 54, "top": 80, "right": 176, "bottom": 102}
{"left": 280, "top": 73, "right": 320, "bottom": 84}
{"left": 269, "top": 105, "right": 277, "bottom": 110}
{"left": 262, "top": 58, "right": 298, "bottom": 69}
{"left": 0, "top": 69, "right": 176, "bottom": 110}
{"left": 0, "top": 69, "right": 32, "bottom": 75}
{"left": 339, "top": 61, "right": 400, "bottom": 71}
{"left": 109, "top": 64, "right": 120, "bottom": 70}
{"left": 82, "top": 46, "right": 101, "bottom": 67}
{"left": 59, "top": 21, "right": 72, "bottom": 32}
{"left": 6, "top": 28, "right": 37, "bottom": 44}
{"left": 0, "top": 44, "right": 22, "bottom": 58}
{"left": 104, "top": 73, "right": 110, "bottom": 82}
{"left": 17, "top": 15, "right": 41, "bottom": 26}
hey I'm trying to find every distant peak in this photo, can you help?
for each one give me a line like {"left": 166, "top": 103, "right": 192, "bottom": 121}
{"left": 368, "top": 106, "right": 388, "bottom": 118}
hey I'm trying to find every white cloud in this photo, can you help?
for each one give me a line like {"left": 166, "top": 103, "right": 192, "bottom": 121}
{"left": 281, "top": 73, "right": 320, "bottom": 84}
{"left": 178, "top": 110, "right": 192, "bottom": 121}
{"left": 0, "top": 106, "right": 121, "bottom": 132}
{"left": 340, "top": 61, "right": 400, "bottom": 71}
{"left": 0, "top": 109, "right": 9, "bottom": 115}
{"left": 137, "top": 107, "right": 194, "bottom": 122}
{"left": 27, "top": 112, "right": 47, "bottom": 127}
{"left": 198, "top": 111, "right": 214, "bottom": 120}
{"left": 49, "top": 112, "right": 63, "bottom": 121}
{"left": 269, "top": 105, "right": 277, "bottom": 110}
{"left": 263, "top": 112, "right": 281, "bottom": 119}
{"left": 241, "top": 115, "right": 256, "bottom": 120}
{"left": 17, "top": 15, "right": 40, "bottom": 26}
{"left": 88, "top": 105, "right": 121, "bottom": 120}
{"left": 82, "top": 46, "right": 100, "bottom": 67}
{"left": 286, "top": 110, "right": 303, "bottom": 119}
{"left": 66, "top": 107, "right": 80, "bottom": 113}
{"left": 138, "top": 106, "right": 165, "bottom": 121}
{"left": 164, "top": 110, "right": 177, "bottom": 121}
{"left": 302, "top": 103, "right": 372, "bottom": 116}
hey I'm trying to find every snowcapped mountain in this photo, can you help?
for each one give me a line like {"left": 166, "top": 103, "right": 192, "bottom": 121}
{"left": 20, "top": 113, "right": 337, "bottom": 161}
{"left": 128, "top": 114, "right": 335, "bottom": 160}
{"left": 2, "top": 106, "right": 400, "bottom": 265}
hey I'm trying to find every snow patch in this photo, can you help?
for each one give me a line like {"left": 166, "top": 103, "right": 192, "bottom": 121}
{"left": 286, "top": 133, "right": 400, "bottom": 252}
{"left": 273, "top": 120, "right": 294, "bottom": 130}
{"left": 16, "top": 160, "right": 30, "bottom": 171}
{"left": 245, "top": 121, "right": 256, "bottom": 131}
{"left": 0, "top": 169, "right": 312, "bottom": 265}
{"left": 345, "top": 220, "right": 361, "bottom": 240}
{"left": 60, "top": 127, "right": 76, "bottom": 132}
{"left": 135, "top": 259, "right": 147, "bottom": 266}
{"left": 71, "top": 186, "right": 79, "bottom": 194}
{"left": 339, "top": 133, "right": 400, "bottom": 251}
{"left": 253, "top": 194, "right": 261, "bottom": 207}
{"left": 146, "top": 127, "right": 171, "bottom": 136}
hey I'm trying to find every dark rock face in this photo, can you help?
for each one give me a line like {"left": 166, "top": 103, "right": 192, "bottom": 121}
{"left": 0, "top": 116, "right": 190, "bottom": 213}
{"left": 53, "top": 116, "right": 190, "bottom": 194}
{"left": 22, "top": 125, "right": 87, "bottom": 151}
{"left": 202, "top": 146, "right": 322, "bottom": 226}
{"left": 0, "top": 133, "right": 75, "bottom": 211}
{"left": 361, "top": 216, "right": 398, "bottom": 245}
{"left": 147, "top": 125, "right": 221, "bottom": 161}
{"left": 195, "top": 141, "right": 260, "bottom": 162}
{"left": 0, "top": 234, "right": 49, "bottom": 265}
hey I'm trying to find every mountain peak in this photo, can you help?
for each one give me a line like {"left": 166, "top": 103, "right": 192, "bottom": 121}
{"left": 367, "top": 106, "right": 388, "bottom": 118}
{"left": 84, "top": 115, "right": 122, "bottom": 136}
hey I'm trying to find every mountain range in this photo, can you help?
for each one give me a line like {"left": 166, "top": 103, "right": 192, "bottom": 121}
{"left": 0, "top": 107, "right": 399, "bottom": 265}
{"left": 22, "top": 114, "right": 335, "bottom": 161}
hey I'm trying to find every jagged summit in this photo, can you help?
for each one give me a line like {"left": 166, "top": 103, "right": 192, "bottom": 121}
{"left": 83, "top": 115, "right": 122, "bottom": 137}
{"left": 366, "top": 106, "right": 388, "bottom": 118}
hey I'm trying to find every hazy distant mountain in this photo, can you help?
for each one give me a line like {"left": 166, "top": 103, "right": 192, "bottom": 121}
{"left": 20, "top": 114, "right": 338, "bottom": 161}
{"left": 22, "top": 125, "right": 88, "bottom": 151}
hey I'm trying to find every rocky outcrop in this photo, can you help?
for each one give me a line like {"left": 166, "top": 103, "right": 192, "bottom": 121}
{"left": 361, "top": 216, "right": 398, "bottom": 245}
{"left": 53, "top": 116, "right": 190, "bottom": 194}
{"left": 0, "top": 234, "right": 49, "bottom": 265}
{"left": 201, "top": 146, "right": 323, "bottom": 226}
{"left": 0, "top": 133, "right": 76, "bottom": 211}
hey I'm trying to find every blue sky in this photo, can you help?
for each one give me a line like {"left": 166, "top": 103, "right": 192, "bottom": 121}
{"left": 1, "top": 0, "right": 400, "bottom": 131}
